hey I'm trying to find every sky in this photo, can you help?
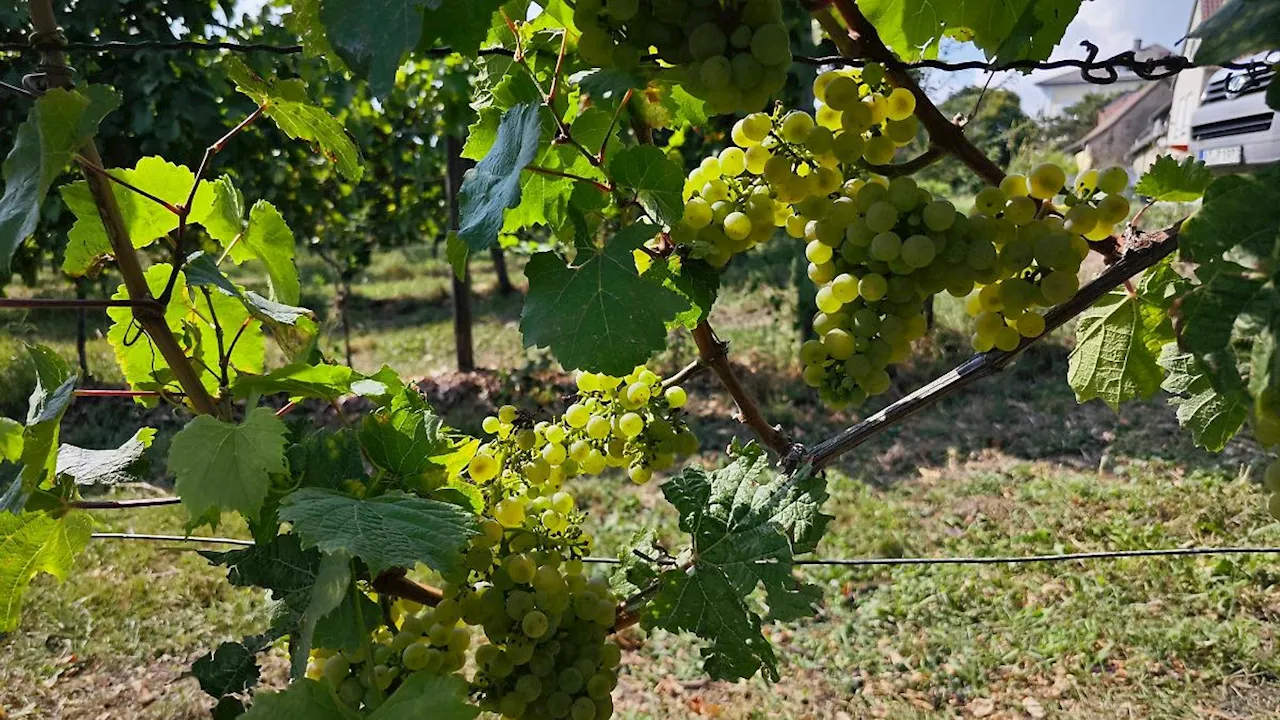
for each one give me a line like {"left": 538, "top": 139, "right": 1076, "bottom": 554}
{"left": 926, "top": 0, "right": 1198, "bottom": 115}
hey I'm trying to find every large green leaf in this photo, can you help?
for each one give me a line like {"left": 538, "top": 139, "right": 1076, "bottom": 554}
{"left": 368, "top": 673, "right": 480, "bottom": 720}
{"left": 201, "top": 533, "right": 323, "bottom": 623}
{"left": 1158, "top": 345, "right": 1249, "bottom": 452}
{"left": 1188, "top": 0, "right": 1280, "bottom": 65}
{"left": 1134, "top": 155, "right": 1213, "bottom": 203}
{"left": 0, "top": 418, "right": 21, "bottom": 464}
{"left": 358, "top": 387, "right": 453, "bottom": 479}
{"left": 287, "top": 429, "right": 366, "bottom": 492}
{"left": 15, "top": 345, "right": 77, "bottom": 492}
{"left": 191, "top": 632, "right": 278, "bottom": 700}
{"left": 55, "top": 428, "right": 156, "bottom": 487}
{"left": 0, "top": 85, "right": 119, "bottom": 273}
{"left": 232, "top": 363, "right": 358, "bottom": 400}
{"left": 240, "top": 679, "right": 346, "bottom": 720}
{"left": 418, "top": 0, "right": 506, "bottom": 60}
{"left": 1180, "top": 166, "right": 1280, "bottom": 266}
{"left": 643, "top": 446, "right": 830, "bottom": 682}
{"left": 608, "top": 145, "right": 685, "bottom": 227}
{"left": 104, "top": 264, "right": 196, "bottom": 398}
{"left": 318, "top": 0, "right": 431, "bottom": 98}
{"left": 278, "top": 488, "right": 476, "bottom": 575}
{"left": 458, "top": 103, "right": 547, "bottom": 252}
{"left": 0, "top": 510, "right": 92, "bottom": 632}
{"left": 61, "top": 157, "right": 217, "bottom": 277}
{"left": 185, "top": 251, "right": 317, "bottom": 361}
{"left": 1068, "top": 290, "right": 1171, "bottom": 410}
{"left": 169, "top": 407, "right": 288, "bottom": 521}
{"left": 224, "top": 57, "right": 363, "bottom": 181}
{"left": 1247, "top": 289, "right": 1280, "bottom": 418}
{"left": 520, "top": 222, "right": 687, "bottom": 374}
{"left": 858, "top": 0, "right": 1082, "bottom": 62}
{"left": 239, "top": 201, "right": 300, "bottom": 305}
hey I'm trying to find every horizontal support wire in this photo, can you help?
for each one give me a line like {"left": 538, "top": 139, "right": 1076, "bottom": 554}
{"left": 0, "top": 38, "right": 1270, "bottom": 84}
{"left": 87, "top": 534, "right": 1280, "bottom": 566}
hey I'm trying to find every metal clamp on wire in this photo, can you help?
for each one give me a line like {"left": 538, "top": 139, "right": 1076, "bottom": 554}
{"left": 22, "top": 27, "right": 75, "bottom": 93}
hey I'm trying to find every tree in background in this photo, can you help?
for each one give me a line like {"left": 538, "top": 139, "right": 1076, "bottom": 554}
{"left": 1037, "top": 91, "right": 1121, "bottom": 148}
{"left": 909, "top": 87, "right": 1031, "bottom": 195}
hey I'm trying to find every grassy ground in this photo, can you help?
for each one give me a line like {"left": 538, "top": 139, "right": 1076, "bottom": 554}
{"left": 2, "top": 243, "right": 1278, "bottom": 719}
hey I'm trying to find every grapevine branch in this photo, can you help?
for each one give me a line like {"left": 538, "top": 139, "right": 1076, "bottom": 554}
{"left": 806, "top": 222, "right": 1182, "bottom": 469}
{"left": 692, "top": 321, "right": 795, "bottom": 456}
{"left": 71, "top": 496, "right": 181, "bottom": 509}
{"left": 26, "top": 0, "right": 221, "bottom": 418}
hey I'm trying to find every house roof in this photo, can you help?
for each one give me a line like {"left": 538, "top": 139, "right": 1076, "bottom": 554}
{"left": 1199, "top": 0, "right": 1228, "bottom": 22}
{"left": 1065, "top": 80, "right": 1169, "bottom": 152}
{"left": 1035, "top": 44, "right": 1174, "bottom": 87}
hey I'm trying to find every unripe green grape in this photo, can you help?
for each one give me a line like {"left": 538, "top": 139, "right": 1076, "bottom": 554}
{"left": 1001, "top": 174, "right": 1029, "bottom": 197}
{"left": 859, "top": 273, "right": 888, "bottom": 301}
{"left": 741, "top": 112, "right": 772, "bottom": 142}
{"left": 780, "top": 111, "right": 815, "bottom": 143}
{"left": 482, "top": 415, "right": 500, "bottom": 434}
{"left": 625, "top": 382, "right": 650, "bottom": 405}
{"left": 1265, "top": 459, "right": 1280, "bottom": 492}
{"left": 865, "top": 201, "right": 899, "bottom": 233}
{"left": 886, "top": 176, "right": 919, "bottom": 211}
{"left": 859, "top": 368, "right": 892, "bottom": 396}
{"left": 870, "top": 231, "right": 902, "bottom": 262}
{"left": 572, "top": 696, "right": 598, "bottom": 720}
{"left": 494, "top": 498, "right": 525, "bottom": 528}
{"left": 922, "top": 200, "right": 956, "bottom": 231}
{"left": 861, "top": 62, "right": 886, "bottom": 85}
{"left": 700, "top": 55, "right": 733, "bottom": 90}
{"left": 1003, "top": 196, "right": 1037, "bottom": 226}
{"left": 884, "top": 116, "right": 919, "bottom": 145}
{"left": 1028, "top": 163, "right": 1066, "bottom": 200}
{"left": 723, "top": 211, "right": 753, "bottom": 241}
{"left": 863, "top": 135, "right": 896, "bottom": 164}
{"left": 1096, "top": 194, "right": 1130, "bottom": 226}
{"left": 618, "top": 412, "right": 645, "bottom": 437}
{"left": 851, "top": 307, "right": 880, "bottom": 336}
{"left": 1014, "top": 311, "right": 1045, "bottom": 338}
{"left": 744, "top": 144, "right": 772, "bottom": 174}
{"left": 885, "top": 87, "right": 916, "bottom": 120}
{"left": 974, "top": 186, "right": 1007, "bottom": 216}
{"left": 806, "top": 239, "right": 834, "bottom": 264}
{"left": 822, "top": 329, "right": 856, "bottom": 360}
{"left": 801, "top": 364, "right": 826, "bottom": 388}
{"left": 1096, "top": 166, "right": 1129, "bottom": 194}
{"left": 498, "top": 405, "right": 518, "bottom": 424}
{"left": 683, "top": 198, "right": 713, "bottom": 229}
{"left": 1063, "top": 204, "right": 1098, "bottom": 235}
{"left": 1040, "top": 270, "right": 1079, "bottom": 305}
{"left": 815, "top": 285, "right": 843, "bottom": 313}
{"left": 545, "top": 424, "right": 567, "bottom": 443}
{"left": 831, "top": 273, "right": 860, "bottom": 303}
{"left": 323, "top": 654, "right": 351, "bottom": 686}
{"left": 469, "top": 453, "right": 500, "bottom": 483}
{"left": 806, "top": 125, "right": 835, "bottom": 156}
{"left": 750, "top": 23, "right": 790, "bottom": 66}
{"left": 689, "top": 23, "right": 726, "bottom": 60}
{"left": 718, "top": 146, "right": 747, "bottom": 177}
{"left": 900, "top": 234, "right": 935, "bottom": 268}
{"left": 664, "top": 385, "right": 687, "bottom": 408}
{"left": 799, "top": 339, "right": 828, "bottom": 365}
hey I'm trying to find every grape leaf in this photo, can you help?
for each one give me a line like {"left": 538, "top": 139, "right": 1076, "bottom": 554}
{"left": 240, "top": 679, "right": 346, "bottom": 720}
{"left": 104, "top": 265, "right": 196, "bottom": 398}
{"left": 293, "top": 550, "right": 351, "bottom": 678}
{"left": 461, "top": 106, "right": 502, "bottom": 162}
{"left": 240, "top": 200, "right": 300, "bottom": 305}
{"left": 368, "top": 673, "right": 480, "bottom": 720}
{"left": 446, "top": 232, "right": 468, "bottom": 281}
{"left": 55, "top": 428, "right": 156, "bottom": 487}
{"left": 1179, "top": 165, "right": 1280, "bottom": 266}
{"left": 1158, "top": 345, "right": 1249, "bottom": 452}
{"left": 224, "top": 57, "right": 363, "bottom": 180}
{"left": 608, "top": 145, "right": 685, "bottom": 226}
{"left": 611, "top": 528, "right": 662, "bottom": 598}
{"left": 169, "top": 408, "right": 288, "bottom": 521}
{"left": 1188, "top": 0, "right": 1280, "bottom": 65}
{"left": 61, "top": 157, "right": 216, "bottom": 277}
{"left": 1247, "top": 291, "right": 1280, "bottom": 418}
{"left": 643, "top": 446, "right": 830, "bottom": 681}
{"left": 417, "top": 0, "right": 506, "bottom": 60}
{"left": 317, "top": 0, "right": 430, "bottom": 98}
{"left": 201, "top": 534, "right": 323, "bottom": 623}
{"left": 458, "top": 103, "right": 546, "bottom": 252}
{"left": 358, "top": 389, "right": 453, "bottom": 479}
{"left": 278, "top": 488, "right": 477, "bottom": 575}
{"left": 15, "top": 345, "right": 77, "bottom": 491}
{"left": 640, "top": 255, "right": 720, "bottom": 329}
{"left": 520, "top": 222, "right": 686, "bottom": 374}
{"left": 232, "top": 363, "right": 359, "bottom": 400}
{"left": 858, "top": 0, "right": 1082, "bottom": 62}
{"left": 191, "top": 632, "right": 277, "bottom": 699}
{"left": 205, "top": 175, "right": 247, "bottom": 248}
{"left": 1067, "top": 283, "right": 1173, "bottom": 410}
{"left": 0, "top": 418, "right": 21, "bottom": 464}
{"left": 0, "top": 510, "right": 92, "bottom": 632}
{"left": 0, "top": 85, "right": 119, "bottom": 273}
{"left": 1135, "top": 156, "right": 1213, "bottom": 203}
{"left": 288, "top": 429, "right": 366, "bottom": 492}
{"left": 185, "top": 252, "right": 317, "bottom": 361}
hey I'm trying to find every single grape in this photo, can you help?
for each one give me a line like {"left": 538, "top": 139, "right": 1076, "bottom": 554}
{"left": 664, "top": 385, "right": 687, "bottom": 408}
{"left": 885, "top": 87, "right": 916, "bottom": 120}
{"left": 780, "top": 111, "right": 815, "bottom": 143}
{"left": 1028, "top": 162, "right": 1066, "bottom": 200}
{"left": 618, "top": 412, "right": 645, "bottom": 437}
{"left": 723, "top": 211, "right": 753, "bottom": 241}
{"left": 859, "top": 273, "right": 888, "bottom": 302}
{"left": 750, "top": 23, "right": 791, "bottom": 66}
{"left": 1096, "top": 166, "right": 1129, "bottom": 194}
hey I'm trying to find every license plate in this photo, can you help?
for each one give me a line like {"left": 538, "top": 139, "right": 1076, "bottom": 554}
{"left": 1199, "top": 146, "right": 1243, "bottom": 166}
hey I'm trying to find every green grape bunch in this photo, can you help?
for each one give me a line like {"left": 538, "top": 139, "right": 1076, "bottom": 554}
{"left": 574, "top": 0, "right": 792, "bottom": 115}
{"left": 668, "top": 65, "right": 917, "bottom": 268}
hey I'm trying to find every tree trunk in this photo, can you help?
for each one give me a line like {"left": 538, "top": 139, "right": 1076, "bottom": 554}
{"left": 445, "top": 135, "right": 475, "bottom": 372}
{"left": 490, "top": 247, "right": 514, "bottom": 295}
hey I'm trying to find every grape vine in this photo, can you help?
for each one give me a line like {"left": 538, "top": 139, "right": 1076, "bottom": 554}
{"left": 2, "top": 0, "right": 1278, "bottom": 717}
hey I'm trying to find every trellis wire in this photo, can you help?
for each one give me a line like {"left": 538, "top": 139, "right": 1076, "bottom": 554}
{"left": 89, "top": 534, "right": 1280, "bottom": 567}
{"left": 1, "top": 38, "right": 1272, "bottom": 87}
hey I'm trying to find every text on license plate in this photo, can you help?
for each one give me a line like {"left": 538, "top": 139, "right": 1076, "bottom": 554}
{"left": 1199, "top": 146, "right": 1243, "bottom": 166}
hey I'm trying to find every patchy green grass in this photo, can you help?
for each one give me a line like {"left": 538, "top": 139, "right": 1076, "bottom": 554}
{"left": 4, "top": 242, "right": 1280, "bottom": 719}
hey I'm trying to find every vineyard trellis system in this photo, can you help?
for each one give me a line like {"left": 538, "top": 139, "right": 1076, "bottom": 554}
{"left": 2, "top": 0, "right": 1279, "bottom": 717}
